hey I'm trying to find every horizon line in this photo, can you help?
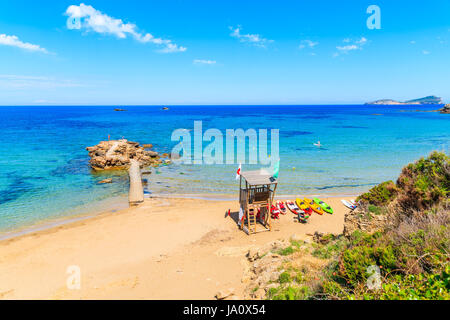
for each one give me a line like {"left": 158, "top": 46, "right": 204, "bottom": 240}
{"left": 0, "top": 103, "right": 445, "bottom": 107}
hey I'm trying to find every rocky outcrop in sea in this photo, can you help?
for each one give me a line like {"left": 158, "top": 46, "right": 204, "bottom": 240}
{"left": 86, "top": 139, "right": 161, "bottom": 170}
{"left": 439, "top": 104, "right": 450, "bottom": 114}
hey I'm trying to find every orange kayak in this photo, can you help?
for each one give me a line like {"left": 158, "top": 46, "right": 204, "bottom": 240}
{"left": 304, "top": 197, "right": 324, "bottom": 215}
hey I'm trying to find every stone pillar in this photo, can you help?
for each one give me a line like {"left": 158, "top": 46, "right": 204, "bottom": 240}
{"left": 128, "top": 159, "right": 144, "bottom": 205}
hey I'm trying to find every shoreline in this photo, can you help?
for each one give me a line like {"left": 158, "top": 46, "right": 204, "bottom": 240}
{"left": 146, "top": 192, "right": 360, "bottom": 201}
{"left": 0, "top": 195, "right": 129, "bottom": 242}
{"left": 0, "top": 192, "right": 359, "bottom": 242}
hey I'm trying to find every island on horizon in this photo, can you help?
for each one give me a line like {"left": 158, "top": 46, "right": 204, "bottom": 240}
{"left": 365, "top": 95, "right": 443, "bottom": 105}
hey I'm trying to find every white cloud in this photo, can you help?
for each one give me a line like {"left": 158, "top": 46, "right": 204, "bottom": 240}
{"left": 193, "top": 59, "right": 216, "bottom": 65}
{"left": 65, "top": 3, "right": 186, "bottom": 53}
{"left": 422, "top": 50, "right": 430, "bottom": 55}
{"left": 335, "top": 37, "right": 368, "bottom": 55}
{"left": 410, "top": 40, "right": 416, "bottom": 44}
{"left": 229, "top": 26, "right": 273, "bottom": 47}
{"left": 355, "top": 37, "right": 367, "bottom": 45}
{"left": 0, "top": 34, "right": 49, "bottom": 54}
{"left": 299, "top": 39, "right": 318, "bottom": 49}
{"left": 0, "top": 74, "right": 83, "bottom": 89}
{"left": 336, "top": 44, "right": 359, "bottom": 52}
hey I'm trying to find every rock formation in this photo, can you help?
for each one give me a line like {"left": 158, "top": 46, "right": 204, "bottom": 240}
{"left": 97, "top": 178, "right": 112, "bottom": 184}
{"left": 86, "top": 139, "right": 161, "bottom": 170}
{"left": 439, "top": 104, "right": 450, "bottom": 114}
{"left": 342, "top": 206, "right": 388, "bottom": 237}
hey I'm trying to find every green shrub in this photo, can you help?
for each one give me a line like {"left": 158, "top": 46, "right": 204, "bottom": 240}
{"left": 320, "top": 280, "right": 349, "bottom": 299}
{"left": 380, "top": 271, "right": 450, "bottom": 300}
{"left": 294, "top": 272, "right": 304, "bottom": 283}
{"left": 339, "top": 245, "right": 377, "bottom": 287}
{"left": 268, "top": 285, "right": 311, "bottom": 300}
{"left": 357, "top": 181, "right": 398, "bottom": 206}
{"left": 290, "top": 240, "right": 304, "bottom": 248}
{"left": 368, "top": 205, "right": 384, "bottom": 215}
{"left": 312, "top": 237, "right": 349, "bottom": 259}
{"left": 277, "top": 246, "right": 295, "bottom": 256}
{"left": 279, "top": 271, "right": 291, "bottom": 284}
{"left": 396, "top": 152, "right": 449, "bottom": 212}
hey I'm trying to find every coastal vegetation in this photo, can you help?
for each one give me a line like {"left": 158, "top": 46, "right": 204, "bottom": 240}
{"left": 261, "top": 152, "right": 449, "bottom": 300}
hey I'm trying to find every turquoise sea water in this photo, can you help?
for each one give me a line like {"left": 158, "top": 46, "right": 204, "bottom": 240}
{"left": 0, "top": 105, "right": 449, "bottom": 234}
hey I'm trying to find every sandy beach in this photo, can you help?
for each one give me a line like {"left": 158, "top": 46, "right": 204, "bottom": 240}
{"left": 0, "top": 196, "right": 350, "bottom": 300}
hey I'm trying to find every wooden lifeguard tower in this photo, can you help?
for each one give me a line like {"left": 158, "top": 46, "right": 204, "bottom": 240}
{"left": 238, "top": 170, "right": 278, "bottom": 235}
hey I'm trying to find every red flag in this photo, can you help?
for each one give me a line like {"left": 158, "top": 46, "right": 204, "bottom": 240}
{"left": 235, "top": 163, "right": 241, "bottom": 180}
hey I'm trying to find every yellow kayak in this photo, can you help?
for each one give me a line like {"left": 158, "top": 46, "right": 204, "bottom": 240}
{"left": 304, "top": 197, "right": 324, "bottom": 215}
{"left": 295, "top": 198, "right": 313, "bottom": 216}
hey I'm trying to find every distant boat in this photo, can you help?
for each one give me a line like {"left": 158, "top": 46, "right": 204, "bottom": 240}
{"left": 313, "top": 140, "right": 322, "bottom": 147}
{"left": 114, "top": 108, "right": 127, "bottom": 111}
{"left": 162, "top": 107, "right": 169, "bottom": 110}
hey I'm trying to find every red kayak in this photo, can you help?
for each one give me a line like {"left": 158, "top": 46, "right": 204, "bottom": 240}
{"left": 286, "top": 201, "right": 301, "bottom": 214}
{"left": 271, "top": 205, "right": 280, "bottom": 219}
{"left": 276, "top": 200, "right": 287, "bottom": 214}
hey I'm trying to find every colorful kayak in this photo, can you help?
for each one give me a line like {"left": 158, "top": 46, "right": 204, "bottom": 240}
{"left": 304, "top": 197, "right": 323, "bottom": 215}
{"left": 286, "top": 201, "right": 307, "bottom": 223}
{"left": 286, "top": 201, "right": 301, "bottom": 214}
{"left": 341, "top": 199, "right": 356, "bottom": 210}
{"left": 271, "top": 205, "right": 280, "bottom": 219}
{"left": 276, "top": 200, "right": 287, "bottom": 214}
{"left": 314, "top": 198, "right": 333, "bottom": 214}
{"left": 295, "top": 198, "right": 312, "bottom": 218}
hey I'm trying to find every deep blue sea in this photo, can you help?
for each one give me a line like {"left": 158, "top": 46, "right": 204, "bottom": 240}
{"left": 0, "top": 105, "right": 449, "bottom": 234}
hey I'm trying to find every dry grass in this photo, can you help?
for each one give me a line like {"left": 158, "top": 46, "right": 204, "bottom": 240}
{"left": 384, "top": 205, "right": 450, "bottom": 274}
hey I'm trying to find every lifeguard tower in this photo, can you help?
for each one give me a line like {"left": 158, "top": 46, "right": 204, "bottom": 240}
{"left": 238, "top": 170, "right": 278, "bottom": 235}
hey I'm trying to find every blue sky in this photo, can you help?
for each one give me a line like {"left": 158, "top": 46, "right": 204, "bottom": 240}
{"left": 0, "top": 0, "right": 449, "bottom": 105}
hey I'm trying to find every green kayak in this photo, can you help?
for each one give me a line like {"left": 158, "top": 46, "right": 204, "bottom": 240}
{"left": 313, "top": 198, "right": 333, "bottom": 214}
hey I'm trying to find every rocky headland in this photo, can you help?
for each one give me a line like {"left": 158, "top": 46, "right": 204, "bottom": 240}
{"left": 366, "top": 95, "right": 443, "bottom": 105}
{"left": 86, "top": 139, "right": 162, "bottom": 170}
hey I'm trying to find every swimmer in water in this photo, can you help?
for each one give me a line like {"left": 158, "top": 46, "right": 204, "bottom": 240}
{"left": 313, "top": 140, "right": 322, "bottom": 147}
